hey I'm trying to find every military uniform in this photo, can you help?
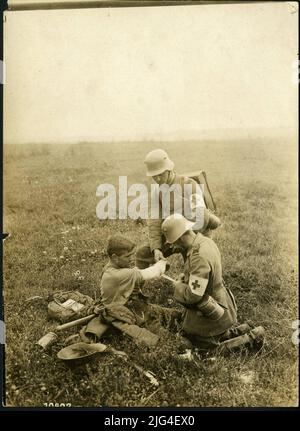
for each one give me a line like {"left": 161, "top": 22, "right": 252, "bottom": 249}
{"left": 100, "top": 263, "right": 144, "bottom": 308}
{"left": 174, "top": 233, "right": 238, "bottom": 349}
{"left": 98, "top": 263, "right": 182, "bottom": 348}
{"left": 148, "top": 173, "right": 220, "bottom": 251}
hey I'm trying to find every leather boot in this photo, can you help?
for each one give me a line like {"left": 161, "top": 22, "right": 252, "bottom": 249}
{"left": 218, "top": 326, "right": 265, "bottom": 354}
{"left": 219, "top": 323, "right": 252, "bottom": 342}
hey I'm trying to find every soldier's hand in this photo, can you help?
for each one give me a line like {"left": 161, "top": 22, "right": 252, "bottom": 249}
{"left": 156, "top": 259, "right": 168, "bottom": 274}
{"left": 178, "top": 273, "right": 185, "bottom": 282}
{"left": 93, "top": 305, "right": 103, "bottom": 315}
{"left": 154, "top": 249, "right": 165, "bottom": 262}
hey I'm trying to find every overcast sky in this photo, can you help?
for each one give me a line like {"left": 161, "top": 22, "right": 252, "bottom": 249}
{"left": 4, "top": 2, "right": 298, "bottom": 143}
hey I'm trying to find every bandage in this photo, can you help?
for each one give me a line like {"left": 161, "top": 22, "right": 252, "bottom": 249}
{"left": 139, "top": 260, "right": 167, "bottom": 280}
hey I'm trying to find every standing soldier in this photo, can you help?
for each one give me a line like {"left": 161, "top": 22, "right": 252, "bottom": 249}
{"left": 161, "top": 214, "right": 265, "bottom": 352}
{"left": 136, "top": 149, "right": 221, "bottom": 268}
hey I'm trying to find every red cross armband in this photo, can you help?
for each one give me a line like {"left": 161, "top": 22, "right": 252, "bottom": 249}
{"left": 188, "top": 275, "right": 208, "bottom": 297}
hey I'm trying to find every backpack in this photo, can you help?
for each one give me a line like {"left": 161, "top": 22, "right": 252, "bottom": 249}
{"left": 182, "top": 170, "right": 217, "bottom": 212}
{"left": 47, "top": 290, "right": 94, "bottom": 323}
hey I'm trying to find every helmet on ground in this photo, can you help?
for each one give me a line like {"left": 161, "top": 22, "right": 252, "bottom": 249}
{"left": 144, "top": 149, "right": 174, "bottom": 177}
{"left": 57, "top": 342, "right": 107, "bottom": 366}
{"left": 162, "top": 214, "right": 195, "bottom": 244}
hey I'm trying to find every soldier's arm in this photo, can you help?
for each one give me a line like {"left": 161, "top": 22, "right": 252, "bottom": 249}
{"left": 174, "top": 253, "right": 210, "bottom": 306}
{"left": 139, "top": 260, "right": 167, "bottom": 281}
{"left": 174, "top": 254, "right": 224, "bottom": 319}
{"left": 147, "top": 182, "right": 164, "bottom": 251}
{"left": 147, "top": 218, "right": 163, "bottom": 251}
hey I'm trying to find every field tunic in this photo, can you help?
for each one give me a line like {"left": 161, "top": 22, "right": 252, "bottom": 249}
{"left": 147, "top": 173, "right": 220, "bottom": 251}
{"left": 100, "top": 263, "right": 144, "bottom": 307}
{"left": 100, "top": 263, "right": 154, "bottom": 324}
{"left": 174, "top": 233, "right": 237, "bottom": 337}
{"left": 99, "top": 262, "right": 182, "bottom": 348}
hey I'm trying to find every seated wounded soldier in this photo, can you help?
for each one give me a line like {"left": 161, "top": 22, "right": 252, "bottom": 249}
{"left": 84, "top": 234, "right": 189, "bottom": 350}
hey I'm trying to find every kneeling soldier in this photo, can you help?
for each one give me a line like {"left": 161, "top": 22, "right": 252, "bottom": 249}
{"left": 161, "top": 214, "right": 265, "bottom": 352}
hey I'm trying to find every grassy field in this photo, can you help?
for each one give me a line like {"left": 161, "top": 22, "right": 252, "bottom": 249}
{"left": 3, "top": 138, "right": 298, "bottom": 408}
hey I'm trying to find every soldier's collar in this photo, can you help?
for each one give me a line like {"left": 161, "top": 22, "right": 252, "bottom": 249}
{"left": 187, "top": 233, "right": 203, "bottom": 257}
{"left": 168, "top": 171, "right": 177, "bottom": 185}
{"left": 108, "top": 260, "right": 122, "bottom": 270}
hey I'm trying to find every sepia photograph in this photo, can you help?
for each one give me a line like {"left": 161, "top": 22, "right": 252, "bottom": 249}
{"left": 2, "top": 0, "right": 298, "bottom": 409}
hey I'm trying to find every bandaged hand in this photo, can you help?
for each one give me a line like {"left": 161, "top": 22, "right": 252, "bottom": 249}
{"left": 154, "top": 249, "right": 165, "bottom": 262}
{"left": 140, "top": 259, "right": 168, "bottom": 280}
{"left": 156, "top": 259, "right": 167, "bottom": 274}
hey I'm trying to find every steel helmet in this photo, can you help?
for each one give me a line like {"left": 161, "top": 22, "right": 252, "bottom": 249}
{"left": 162, "top": 214, "right": 195, "bottom": 244}
{"left": 144, "top": 149, "right": 175, "bottom": 177}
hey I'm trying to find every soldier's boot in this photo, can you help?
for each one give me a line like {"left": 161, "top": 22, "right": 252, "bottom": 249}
{"left": 79, "top": 318, "right": 110, "bottom": 343}
{"left": 218, "top": 326, "right": 265, "bottom": 354}
{"left": 219, "top": 323, "right": 252, "bottom": 342}
{"left": 248, "top": 326, "right": 265, "bottom": 351}
{"left": 175, "top": 333, "right": 193, "bottom": 353}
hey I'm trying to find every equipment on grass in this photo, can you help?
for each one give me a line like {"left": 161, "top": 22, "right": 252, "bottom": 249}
{"left": 57, "top": 342, "right": 159, "bottom": 386}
